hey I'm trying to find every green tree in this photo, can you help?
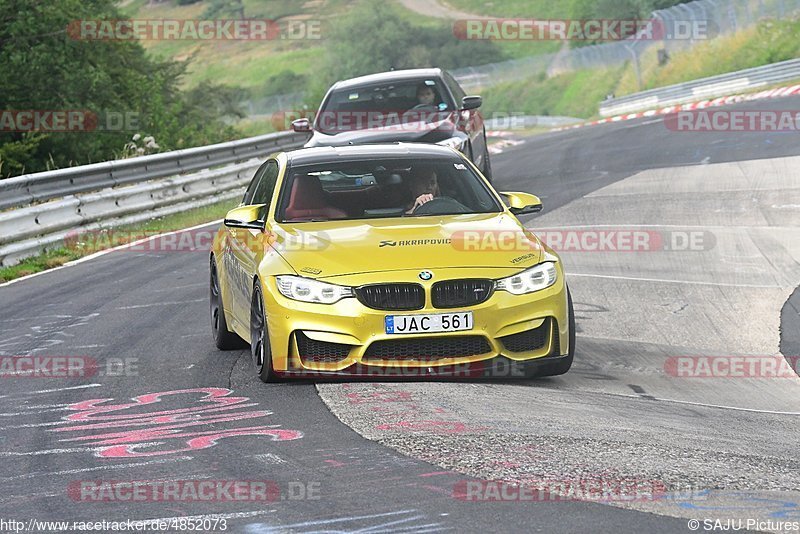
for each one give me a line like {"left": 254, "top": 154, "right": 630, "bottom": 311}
{"left": 320, "top": 1, "right": 504, "bottom": 88}
{"left": 0, "top": 0, "right": 241, "bottom": 177}
{"left": 568, "top": 0, "right": 690, "bottom": 47}
{"left": 203, "top": 0, "right": 245, "bottom": 19}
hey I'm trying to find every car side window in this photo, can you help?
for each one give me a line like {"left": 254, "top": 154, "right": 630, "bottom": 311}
{"left": 444, "top": 72, "right": 466, "bottom": 106}
{"left": 252, "top": 161, "right": 279, "bottom": 205}
{"left": 242, "top": 161, "right": 270, "bottom": 205}
{"left": 251, "top": 160, "right": 280, "bottom": 219}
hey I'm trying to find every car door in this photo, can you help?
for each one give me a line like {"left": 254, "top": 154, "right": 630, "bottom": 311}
{"left": 229, "top": 159, "right": 280, "bottom": 324}
{"left": 444, "top": 71, "right": 487, "bottom": 168}
{"left": 225, "top": 160, "right": 274, "bottom": 326}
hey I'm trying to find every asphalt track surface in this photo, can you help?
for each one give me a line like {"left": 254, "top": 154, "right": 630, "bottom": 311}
{"left": 0, "top": 95, "right": 799, "bottom": 533}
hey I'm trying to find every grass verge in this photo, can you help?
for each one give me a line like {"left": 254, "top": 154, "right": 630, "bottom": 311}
{"left": 483, "top": 66, "right": 624, "bottom": 119}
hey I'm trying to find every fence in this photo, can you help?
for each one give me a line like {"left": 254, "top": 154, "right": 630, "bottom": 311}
{"left": 598, "top": 58, "right": 800, "bottom": 115}
{"left": 452, "top": 54, "right": 555, "bottom": 90}
{"left": 241, "top": 93, "right": 310, "bottom": 118}
{"left": 451, "top": 0, "right": 800, "bottom": 91}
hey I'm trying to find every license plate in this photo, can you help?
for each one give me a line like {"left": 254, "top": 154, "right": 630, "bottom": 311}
{"left": 385, "top": 311, "right": 473, "bottom": 334}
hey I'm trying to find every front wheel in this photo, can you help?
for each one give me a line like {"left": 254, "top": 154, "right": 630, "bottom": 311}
{"left": 250, "top": 282, "right": 280, "bottom": 383}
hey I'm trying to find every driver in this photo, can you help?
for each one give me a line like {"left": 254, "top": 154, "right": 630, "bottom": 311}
{"left": 405, "top": 167, "right": 440, "bottom": 214}
{"left": 412, "top": 83, "right": 437, "bottom": 110}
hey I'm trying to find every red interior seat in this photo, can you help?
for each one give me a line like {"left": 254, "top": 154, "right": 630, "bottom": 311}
{"left": 284, "top": 174, "right": 347, "bottom": 221}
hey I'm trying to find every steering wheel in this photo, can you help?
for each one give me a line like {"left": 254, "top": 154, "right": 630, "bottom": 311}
{"left": 411, "top": 196, "right": 471, "bottom": 215}
{"left": 410, "top": 103, "right": 438, "bottom": 111}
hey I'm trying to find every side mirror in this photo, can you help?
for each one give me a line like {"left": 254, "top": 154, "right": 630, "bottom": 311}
{"left": 292, "top": 118, "right": 311, "bottom": 132}
{"left": 461, "top": 95, "right": 482, "bottom": 111}
{"left": 500, "top": 192, "right": 542, "bottom": 216}
{"left": 224, "top": 205, "right": 265, "bottom": 230}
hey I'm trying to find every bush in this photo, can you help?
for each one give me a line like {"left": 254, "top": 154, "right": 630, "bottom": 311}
{"left": 568, "top": 0, "right": 691, "bottom": 47}
{"left": 0, "top": 134, "right": 45, "bottom": 176}
{"left": 256, "top": 70, "right": 309, "bottom": 97}
{"left": 319, "top": 1, "right": 505, "bottom": 89}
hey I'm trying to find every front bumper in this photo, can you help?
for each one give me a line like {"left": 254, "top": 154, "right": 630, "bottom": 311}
{"left": 261, "top": 267, "right": 570, "bottom": 375}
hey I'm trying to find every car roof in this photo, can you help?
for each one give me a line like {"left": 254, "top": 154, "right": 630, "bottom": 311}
{"left": 284, "top": 143, "right": 461, "bottom": 166}
{"left": 331, "top": 68, "right": 446, "bottom": 91}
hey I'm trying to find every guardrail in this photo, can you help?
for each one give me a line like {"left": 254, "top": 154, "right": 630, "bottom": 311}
{"left": 0, "top": 131, "right": 309, "bottom": 267}
{"left": 599, "top": 58, "right": 800, "bottom": 116}
{"left": 0, "top": 131, "right": 309, "bottom": 211}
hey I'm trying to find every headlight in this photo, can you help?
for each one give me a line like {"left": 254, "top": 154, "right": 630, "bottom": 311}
{"left": 276, "top": 276, "right": 354, "bottom": 304}
{"left": 436, "top": 136, "right": 466, "bottom": 151}
{"left": 495, "top": 262, "right": 558, "bottom": 295}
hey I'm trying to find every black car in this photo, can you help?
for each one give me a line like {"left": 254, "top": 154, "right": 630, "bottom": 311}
{"left": 292, "top": 68, "right": 492, "bottom": 180}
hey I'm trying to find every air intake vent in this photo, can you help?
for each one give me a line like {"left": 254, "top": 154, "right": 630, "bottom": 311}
{"left": 296, "top": 332, "right": 353, "bottom": 363}
{"left": 499, "top": 319, "right": 551, "bottom": 353}
{"left": 363, "top": 335, "right": 492, "bottom": 361}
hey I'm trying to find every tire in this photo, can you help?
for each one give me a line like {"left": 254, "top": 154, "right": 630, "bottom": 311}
{"left": 210, "top": 257, "right": 246, "bottom": 350}
{"left": 481, "top": 136, "right": 493, "bottom": 182}
{"left": 537, "top": 289, "right": 575, "bottom": 377}
{"left": 250, "top": 282, "right": 280, "bottom": 383}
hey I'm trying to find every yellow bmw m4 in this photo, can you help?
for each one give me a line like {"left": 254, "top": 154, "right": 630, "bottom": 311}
{"left": 210, "top": 143, "right": 574, "bottom": 382}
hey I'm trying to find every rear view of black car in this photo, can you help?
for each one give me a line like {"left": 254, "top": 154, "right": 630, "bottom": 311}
{"left": 292, "top": 68, "right": 492, "bottom": 180}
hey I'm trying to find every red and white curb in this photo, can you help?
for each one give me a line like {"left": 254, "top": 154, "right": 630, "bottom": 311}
{"left": 487, "top": 138, "right": 525, "bottom": 155}
{"left": 551, "top": 83, "right": 800, "bottom": 131}
{"left": 485, "top": 130, "right": 517, "bottom": 137}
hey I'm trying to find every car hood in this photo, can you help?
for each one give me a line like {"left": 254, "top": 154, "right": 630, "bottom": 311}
{"left": 268, "top": 213, "right": 544, "bottom": 280}
{"left": 305, "top": 114, "right": 455, "bottom": 147}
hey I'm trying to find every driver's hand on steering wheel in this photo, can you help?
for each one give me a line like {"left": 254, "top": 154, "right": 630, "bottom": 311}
{"left": 407, "top": 194, "right": 434, "bottom": 214}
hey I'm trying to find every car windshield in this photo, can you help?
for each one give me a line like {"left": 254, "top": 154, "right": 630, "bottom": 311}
{"left": 277, "top": 157, "right": 502, "bottom": 223}
{"left": 316, "top": 79, "right": 455, "bottom": 134}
